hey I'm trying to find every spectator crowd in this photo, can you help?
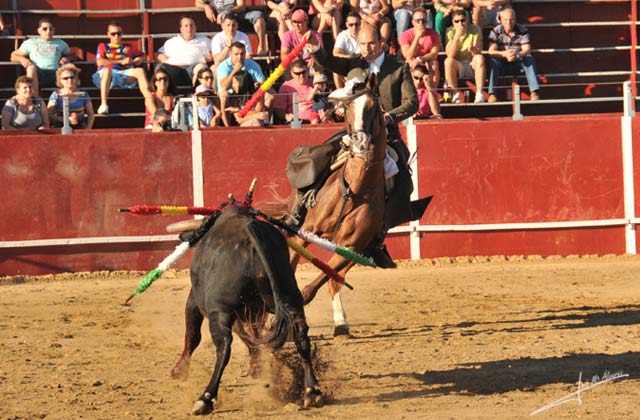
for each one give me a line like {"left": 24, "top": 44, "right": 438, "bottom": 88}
{"left": 1, "top": 1, "right": 541, "bottom": 131}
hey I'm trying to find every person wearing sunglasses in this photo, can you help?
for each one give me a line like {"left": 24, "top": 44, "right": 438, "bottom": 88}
{"left": 10, "top": 18, "right": 74, "bottom": 96}
{"left": 47, "top": 64, "right": 95, "bottom": 129}
{"left": 280, "top": 9, "right": 323, "bottom": 70}
{"left": 411, "top": 64, "right": 441, "bottom": 119}
{"left": 92, "top": 21, "right": 151, "bottom": 115}
{"left": 273, "top": 59, "right": 320, "bottom": 125}
{"left": 144, "top": 68, "right": 177, "bottom": 131}
{"left": 487, "top": 6, "right": 540, "bottom": 102}
{"left": 444, "top": 5, "right": 486, "bottom": 103}
{"left": 333, "top": 11, "right": 362, "bottom": 88}
{"left": 399, "top": 7, "right": 441, "bottom": 90}
{"left": 433, "top": 0, "right": 471, "bottom": 43}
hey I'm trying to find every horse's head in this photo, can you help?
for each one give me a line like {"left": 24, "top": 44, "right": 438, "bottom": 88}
{"left": 329, "top": 70, "right": 384, "bottom": 155}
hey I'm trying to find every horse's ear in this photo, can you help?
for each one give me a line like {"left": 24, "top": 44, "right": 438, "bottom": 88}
{"left": 367, "top": 72, "right": 378, "bottom": 90}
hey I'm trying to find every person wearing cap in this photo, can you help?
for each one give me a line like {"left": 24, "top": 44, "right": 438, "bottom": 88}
{"left": 274, "top": 59, "right": 320, "bottom": 124}
{"left": 304, "top": 23, "right": 418, "bottom": 268}
{"left": 309, "top": 72, "right": 332, "bottom": 122}
{"left": 281, "top": 9, "right": 323, "bottom": 69}
{"left": 194, "top": 84, "right": 220, "bottom": 127}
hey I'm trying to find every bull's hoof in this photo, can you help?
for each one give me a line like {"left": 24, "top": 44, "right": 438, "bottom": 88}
{"left": 191, "top": 396, "right": 214, "bottom": 415}
{"left": 170, "top": 359, "right": 190, "bottom": 380}
{"left": 303, "top": 387, "right": 324, "bottom": 408}
{"left": 333, "top": 324, "right": 351, "bottom": 338}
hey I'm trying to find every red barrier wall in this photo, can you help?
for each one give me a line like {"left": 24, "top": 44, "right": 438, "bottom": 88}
{"left": 0, "top": 115, "right": 634, "bottom": 275}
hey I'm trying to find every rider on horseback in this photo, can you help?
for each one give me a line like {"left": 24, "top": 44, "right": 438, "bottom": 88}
{"left": 299, "top": 24, "right": 421, "bottom": 268}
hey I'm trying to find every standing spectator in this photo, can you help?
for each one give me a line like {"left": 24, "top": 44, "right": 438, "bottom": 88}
{"left": 412, "top": 64, "right": 441, "bottom": 118}
{"left": 145, "top": 68, "right": 177, "bottom": 131}
{"left": 332, "top": 12, "right": 361, "bottom": 88}
{"left": 309, "top": 0, "right": 344, "bottom": 40}
{"left": 217, "top": 42, "right": 266, "bottom": 126}
{"left": 472, "top": 0, "right": 509, "bottom": 28}
{"left": 92, "top": 21, "right": 151, "bottom": 115}
{"left": 47, "top": 64, "right": 95, "bottom": 129}
{"left": 10, "top": 18, "right": 74, "bottom": 96}
{"left": 266, "top": 0, "right": 296, "bottom": 43}
{"left": 195, "top": 0, "right": 268, "bottom": 55}
{"left": 156, "top": 16, "right": 212, "bottom": 87}
{"left": 281, "top": 10, "right": 323, "bottom": 69}
{"left": 433, "top": 0, "right": 471, "bottom": 43}
{"left": 350, "top": 0, "right": 392, "bottom": 44}
{"left": 211, "top": 13, "right": 253, "bottom": 67}
{"left": 274, "top": 59, "right": 319, "bottom": 124}
{"left": 399, "top": 8, "right": 441, "bottom": 88}
{"left": 392, "top": 0, "right": 424, "bottom": 42}
{"left": 487, "top": 7, "right": 540, "bottom": 102}
{"left": 2, "top": 76, "right": 49, "bottom": 130}
{"left": 444, "top": 6, "right": 485, "bottom": 103}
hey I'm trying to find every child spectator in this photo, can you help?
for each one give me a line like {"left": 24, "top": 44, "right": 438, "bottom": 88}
{"left": 10, "top": 18, "right": 74, "bottom": 95}
{"left": 194, "top": 84, "right": 221, "bottom": 127}
{"left": 2, "top": 76, "right": 49, "bottom": 130}
{"left": 47, "top": 64, "right": 94, "bottom": 129}
{"left": 309, "top": 73, "right": 331, "bottom": 123}
{"left": 93, "top": 20, "right": 151, "bottom": 115}
{"left": 412, "top": 64, "right": 441, "bottom": 118}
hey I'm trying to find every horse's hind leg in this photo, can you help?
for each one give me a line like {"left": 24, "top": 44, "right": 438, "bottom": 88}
{"left": 171, "top": 289, "right": 204, "bottom": 380}
{"left": 329, "top": 262, "right": 355, "bottom": 337}
{"left": 289, "top": 309, "right": 323, "bottom": 408}
{"left": 192, "top": 311, "right": 235, "bottom": 416}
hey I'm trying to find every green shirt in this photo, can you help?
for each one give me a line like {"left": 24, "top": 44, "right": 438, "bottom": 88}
{"left": 19, "top": 37, "right": 70, "bottom": 70}
{"left": 446, "top": 23, "right": 482, "bottom": 63}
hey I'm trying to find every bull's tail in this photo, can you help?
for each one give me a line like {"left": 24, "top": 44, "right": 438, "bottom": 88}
{"left": 245, "top": 221, "right": 292, "bottom": 350}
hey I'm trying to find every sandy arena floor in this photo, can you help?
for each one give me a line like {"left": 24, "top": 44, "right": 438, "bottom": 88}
{"left": 1, "top": 255, "right": 639, "bottom": 420}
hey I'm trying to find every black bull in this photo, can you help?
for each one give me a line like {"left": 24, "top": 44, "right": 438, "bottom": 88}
{"left": 170, "top": 206, "right": 323, "bottom": 415}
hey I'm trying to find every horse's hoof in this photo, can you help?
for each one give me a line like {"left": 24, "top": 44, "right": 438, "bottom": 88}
{"left": 333, "top": 325, "right": 351, "bottom": 338}
{"left": 170, "top": 360, "right": 190, "bottom": 380}
{"left": 303, "top": 387, "right": 324, "bottom": 408}
{"left": 191, "top": 397, "right": 214, "bottom": 415}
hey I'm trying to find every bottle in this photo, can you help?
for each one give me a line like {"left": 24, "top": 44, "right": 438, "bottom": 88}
{"left": 443, "top": 81, "right": 451, "bottom": 103}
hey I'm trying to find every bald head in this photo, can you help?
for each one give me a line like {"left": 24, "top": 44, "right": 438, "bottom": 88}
{"left": 357, "top": 23, "right": 383, "bottom": 62}
{"left": 499, "top": 7, "right": 516, "bottom": 32}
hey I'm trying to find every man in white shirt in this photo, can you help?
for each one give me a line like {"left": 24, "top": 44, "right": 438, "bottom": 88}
{"left": 156, "top": 15, "right": 213, "bottom": 86}
{"left": 211, "top": 13, "right": 253, "bottom": 67}
{"left": 332, "top": 11, "right": 361, "bottom": 88}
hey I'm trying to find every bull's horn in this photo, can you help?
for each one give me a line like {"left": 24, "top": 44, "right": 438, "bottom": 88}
{"left": 166, "top": 219, "right": 204, "bottom": 234}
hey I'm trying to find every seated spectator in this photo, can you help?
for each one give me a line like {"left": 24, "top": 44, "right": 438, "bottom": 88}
{"left": 487, "top": 7, "right": 540, "bottom": 102}
{"left": 309, "top": 73, "right": 332, "bottom": 123}
{"left": 281, "top": 10, "right": 323, "bottom": 70}
{"left": 217, "top": 42, "right": 266, "bottom": 126}
{"left": 332, "top": 12, "right": 361, "bottom": 88}
{"left": 92, "top": 21, "right": 151, "bottom": 115}
{"left": 145, "top": 68, "right": 177, "bottom": 131}
{"left": 2, "top": 76, "right": 49, "bottom": 130}
{"left": 444, "top": 6, "right": 485, "bottom": 103}
{"left": 399, "top": 8, "right": 441, "bottom": 88}
{"left": 156, "top": 16, "right": 212, "bottom": 87}
{"left": 195, "top": 0, "right": 267, "bottom": 55}
{"left": 350, "top": 0, "right": 392, "bottom": 44}
{"left": 47, "top": 64, "right": 95, "bottom": 129}
{"left": 196, "top": 67, "right": 216, "bottom": 92}
{"left": 274, "top": 59, "right": 319, "bottom": 124}
{"left": 392, "top": 0, "right": 426, "bottom": 42}
{"left": 10, "top": 18, "right": 74, "bottom": 95}
{"left": 0, "top": 13, "right": 9, "bottom": 36}
{"left": 434, "top": 0, "right": 471, "bottom": 43}
{"left": 211, "top": 13, "right": 253, "bottom": 68}
{"left": 472, "top": 0, "right": 509, "bottom": 28}
{"left": 266, "top": 0, "right": 296, "bottom": 43}
{"left": 224, "top": 70, "right": 270, "bottom": 127}
{"left": 194, "top": 84, "right": 221, "bottom": 127}
{"left": 309, "top": 0, "right": 344, "bottom": 40}
{"left": 412, "top": 64, "right": 441, "bottom": 118}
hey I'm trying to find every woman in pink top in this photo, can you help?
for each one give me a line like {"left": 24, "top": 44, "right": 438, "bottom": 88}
{"left": 412, "top": 64, "right": 441, "bottom": 119}
{"left": 350, "top": 0, "right": 392, "bottom": 43}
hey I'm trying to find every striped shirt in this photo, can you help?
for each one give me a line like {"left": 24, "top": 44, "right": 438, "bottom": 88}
{"left": 488, "top": 23, "right": 530, "bottom": 54}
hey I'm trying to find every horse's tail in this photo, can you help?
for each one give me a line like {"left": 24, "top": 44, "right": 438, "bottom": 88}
{"left": 244, "top": 220, "right": 292, "bottom": 350}
{"left": 254, "top": 184, "right": 291, "bottom": 219}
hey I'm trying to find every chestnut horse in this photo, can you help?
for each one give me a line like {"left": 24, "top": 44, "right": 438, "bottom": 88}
{"left": 288, "top": 76, "right": 387, "bottom": 336}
